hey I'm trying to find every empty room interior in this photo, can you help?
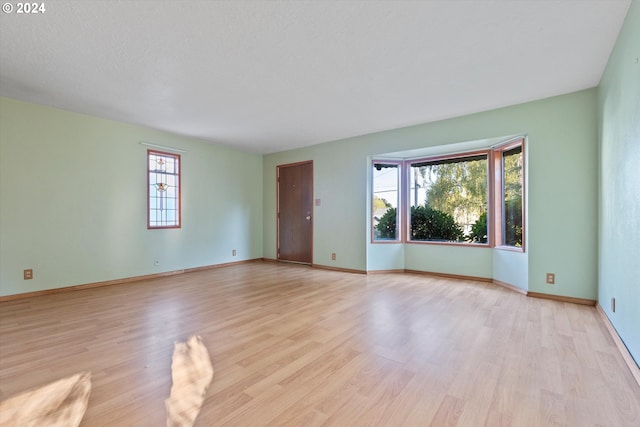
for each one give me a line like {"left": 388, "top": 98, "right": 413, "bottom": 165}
{"left": 1, "top": 1, "right": 639, "bottom": 426}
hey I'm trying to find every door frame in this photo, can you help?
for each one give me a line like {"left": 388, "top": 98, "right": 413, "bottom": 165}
{"left": 276, "top": 160, "right": 314, "bottom": 265}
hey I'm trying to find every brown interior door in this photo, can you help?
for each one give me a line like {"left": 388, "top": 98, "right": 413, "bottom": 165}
{"left": 277, "top": 161, "right": 313, "bottom": 264}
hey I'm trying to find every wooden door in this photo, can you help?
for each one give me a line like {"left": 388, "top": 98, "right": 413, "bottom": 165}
{"left": 277, "top": 161, "right": 313, "bottom": 264}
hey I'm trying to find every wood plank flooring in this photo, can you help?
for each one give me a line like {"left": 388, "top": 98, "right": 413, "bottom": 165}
{"left": 1, "top": 261, "right": 639, "bottom": 426}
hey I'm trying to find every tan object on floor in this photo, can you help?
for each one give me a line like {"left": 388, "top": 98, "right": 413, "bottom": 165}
{"left": 0, "top": 372, "right": 91, "bottom": 427}
{"left": 166, "top": 335, "right": 214, "bottom": 427}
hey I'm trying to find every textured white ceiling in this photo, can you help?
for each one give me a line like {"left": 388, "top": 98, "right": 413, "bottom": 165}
{"left": 0, "top": 1, "right": 631, "bottom": 153}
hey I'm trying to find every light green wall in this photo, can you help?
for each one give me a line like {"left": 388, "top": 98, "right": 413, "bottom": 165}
{"left": 0, "top": 97, "right": 263, "bottom": 296}
{"left": 367, "top": 244, "right": 404, "bottom": 271}
{"left": 264, "top": 88, "right": 598, "bottom": 299}
{"left": 598, "top": 0, "right": 639, "bottom": 365}
{"left": 263, "top": 145, "right": 369, "bottom": 270}
{"left": 494, "top": 249, "right": 528, "bottom": 290}
{"left": 404, "top": 244, "right": 494, "bottom": 278}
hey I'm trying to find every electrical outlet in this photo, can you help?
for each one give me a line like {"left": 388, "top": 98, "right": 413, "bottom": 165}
{"left": 154, "top": 258, "right": 160, "bottom": 267}
{"left": 546, "top": 273, "right": 555, "bottom": 284}
{"left": 24, "top": 269, "right": 33, "bottom": 280}
{"left": 331, "top": 253, "right": 336, "bottom": 260}
{"left": 232, "top": 249, "right": 237, "bottom": 256}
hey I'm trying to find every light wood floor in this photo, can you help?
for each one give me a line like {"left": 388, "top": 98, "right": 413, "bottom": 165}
{"left": 1, "top": 262, "right": 639, "bottom": 426}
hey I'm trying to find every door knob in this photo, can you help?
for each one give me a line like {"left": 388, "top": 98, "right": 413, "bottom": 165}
{"left": 305, "top": 215, "right": 311, "bottom": 220}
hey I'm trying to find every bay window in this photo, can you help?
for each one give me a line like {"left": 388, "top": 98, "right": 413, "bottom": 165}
{"left": 371, "top": 138, "right": 524, "bottom": 250}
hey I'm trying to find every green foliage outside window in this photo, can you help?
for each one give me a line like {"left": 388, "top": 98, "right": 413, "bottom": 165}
{"left": 421, "top": 159, "right": 487, "bottom": 225}
{"left": 504, "top": 197, "right": 523, "bottom": 246}
{"left": 376, "top": 206, "right": 465, "bottom": 242}
{"left": 376, "top": 207, "right": 398, "bottom": 239}
{"left": 503, "top": 147, "right": 523, "bottom": 246}
{"left": 468, "top": 211, "right": 488, "bottom": 243}
{"left": 373, "top": 196, "right": 391, "bottom": 210}
{"left": 410, "top": 205, "right": 464, "bottom": 241}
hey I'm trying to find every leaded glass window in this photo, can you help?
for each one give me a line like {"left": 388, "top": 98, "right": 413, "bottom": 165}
{"left": 148, "top": 150, "right": 181, "bottom": 228}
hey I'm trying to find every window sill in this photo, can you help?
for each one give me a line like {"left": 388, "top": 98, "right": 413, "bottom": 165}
{"left": 406, "top": 240, "right": 490, "bottom": 248}
{"left": 494, "top": 245, "right": 524, "bottom": 253}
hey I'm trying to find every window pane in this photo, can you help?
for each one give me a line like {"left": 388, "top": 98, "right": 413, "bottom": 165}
{"left": 502, "top": 146, "right": 523, "bottom": 246}
{"left": 409, "top": 155, "right": 487, "bottom": 243}
{"left": 148, "top": 150, "right": 181, "bottom": 229}
{"left": 372, "top": 163, "right": 399, "bottom": 241}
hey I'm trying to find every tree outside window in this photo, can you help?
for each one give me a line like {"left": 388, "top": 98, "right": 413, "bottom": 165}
{"left": 501, "top": 145, "right": 523, "bottom": 247}
{"left": 407, "top": 154, "right": 488, "bottom": 243}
